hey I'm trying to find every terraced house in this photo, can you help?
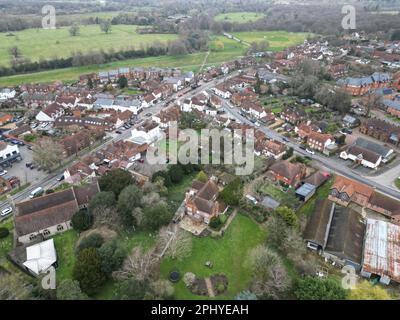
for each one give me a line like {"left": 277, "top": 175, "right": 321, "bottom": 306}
{"left": 338, "top": 72, "right": 392, "bottom": 96}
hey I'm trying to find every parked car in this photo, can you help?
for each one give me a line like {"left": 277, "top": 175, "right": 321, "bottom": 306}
{"left": 0, "top": 169, "right": 7, "bottom": 176}
{"left": 306, "top": 148, "right": 315, "bottom": 155}
{"left": 57, "top": 174, "right": 65, "bottom": 182}
{"left": 26, "top": 162, "right": 32, "bottom": 168}
{"left": 115, "top": 130, "right": 122, "bottom": 134}
{"left": 282, "top": 137, "right": 290, "bottom": 143}
{"left": 1, "top": 207, "right": 12, "bottom": 217}
{"left": 145, "top": 113, "right": 152, "bottom": 117}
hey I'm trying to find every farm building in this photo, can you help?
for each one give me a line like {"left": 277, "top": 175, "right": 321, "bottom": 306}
{"left": 361, "top": 219, "right": 400, "bottom": 285}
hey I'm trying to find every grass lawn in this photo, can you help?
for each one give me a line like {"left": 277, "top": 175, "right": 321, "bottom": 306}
{"left": 0, "top": 25, "right": 178, "bottom": 67}
{"left": 231, "top": 31, "right": 312, "bottom": 51}
{"left": 395, "top": 177, "right": 400, "bottom": 190}
{"left": 0, "top": 52, "right": 208, "bottom": 86}
{"left": 0, "top": 31, "right": 312, "bottom": 86}
{"left": 160, "top": 213, "right": 267, "bottom": 299}
{"left": 166, "top": 172, "right": 197, "bottom": 212}
{"left": 214, "top": 12, "right": 265, "bottom": 24}
{"left": 53, "top": 230, "right": 79, "bottom": 284}
{"left": 259, "top": 182, "right": 287, "bottom": 201}
{"left": 297, "top": 178, "right": 333, "bottom": 217}
{"left": 0, "top": 218, "right": 14, "bottom": 264}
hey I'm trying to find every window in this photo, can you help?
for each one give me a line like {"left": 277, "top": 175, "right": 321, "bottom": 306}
{"left": 29, "top": 234, "right": 37, "bottom": 241}
{"left": 43, "top": 229, "right": 51, "bottom": 236}
{"left": 57, "top": 225, "right": 64, "bottom": 231}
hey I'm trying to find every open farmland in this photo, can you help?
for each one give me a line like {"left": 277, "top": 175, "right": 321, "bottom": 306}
{"left": 0, "top": 25, "right": 178, "bottom": 67}
{"left": 231, "top": 31, "right": 312, "bottom": 51}
{"left": 214, "top": 12, "right": 265, "bottom": 24}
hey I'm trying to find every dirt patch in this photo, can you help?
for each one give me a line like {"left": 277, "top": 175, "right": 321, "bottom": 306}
{"left": 190, "top": 277, "right": 208, "bottom": 296}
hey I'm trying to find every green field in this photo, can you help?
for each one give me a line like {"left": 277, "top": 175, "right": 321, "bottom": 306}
{"left": 214, "top": 12, "right": 265, "bottom": 24}
{"left": 160, "top": 213, "right": 267, "bottom": 299}
{"left": 231, "top": 31, "right": 312, "bottom": 51}
{"left": 0, "top": 31, "right": 310, "bottom": 86}
{"left": 0, "top": 25, "right": 178, "bottom": 67}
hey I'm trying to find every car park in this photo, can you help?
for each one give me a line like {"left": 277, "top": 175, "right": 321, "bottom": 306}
{"left": 1, "top": 207, "right": 12, "bottom": 217}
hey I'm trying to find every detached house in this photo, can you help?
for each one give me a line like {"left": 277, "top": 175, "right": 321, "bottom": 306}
{"left": 35, "top": 103, "right": 65, "bottom": 122}
{"left": 281, "top": 106, "right": 307, "bottom": 125}
{"left": 267, "top": 160, "right": 306, "bottom": 187}
{"left": 307, "top": 131, "right": 334, "bottom": 153}
{"left": 184, "top": 179, "right": 220, "bottom": 225}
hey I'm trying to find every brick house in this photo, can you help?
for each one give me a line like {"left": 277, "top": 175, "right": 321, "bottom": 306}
{"left": 329, "top": 175, "right": 400, "bottom": 225}
{"left": 267, "top": 160, "right": 306, "bottom": 187}
{"left": 184, "top": 179, "right": 220, "bottom": 225}
{"left": 360, "top": 118, "right": 400, "bottom": 146}
{"left": 281, "top": 106, "right": 307, "bottom": 125}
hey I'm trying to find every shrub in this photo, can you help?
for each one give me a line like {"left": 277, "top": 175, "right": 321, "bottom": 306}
{"left": 209, "top": 216, "right": 223, "bottom": 230}
{"left": 71, "top": 211, "right": 93, "bottom": 232}
{"left": 217, "top": 283, "right": 225, "bottom": 294}
{"left": 0, "top": 227, "right": 9, "bottom": 238}
{"left": 76, "top": 233, "right": 104, "bottom": 253}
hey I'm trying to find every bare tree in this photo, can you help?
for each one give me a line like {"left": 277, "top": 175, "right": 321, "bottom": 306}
{"left": 157, "top": 227, "right": 192, "bottom": 260}
{"left": 69, "top": 23, "right": 80, "bottom": 36}
{"left": 32, "top": 138, "right": 64, "bottom": 172}
{"left": 92, "top": 206, "right": 120, "bottom": 229}
{"left": 113, "top": 246, "right": 158, "bottom": 282}
{"left": 248, "top": 246, "right": 291, "bottom": 299}
{"left": 9, "top": 46, "right": 21, "bottom": 59}
{"left": 100, "top": 20, "right": 112, "bottom": 34}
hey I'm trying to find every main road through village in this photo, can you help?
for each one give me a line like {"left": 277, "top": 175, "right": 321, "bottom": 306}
{"left": 1, "top": 69, "right": 399, "bottom": 220}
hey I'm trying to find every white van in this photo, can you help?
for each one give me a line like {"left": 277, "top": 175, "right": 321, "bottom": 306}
{"left": 29, "top": 187, "right": 44, "bottom": 199}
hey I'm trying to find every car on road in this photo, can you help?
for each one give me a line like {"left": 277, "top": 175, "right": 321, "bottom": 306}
{"left": 145, "top": 113, "right": 152, "bottom": 117}
{"left": 282, "top": 137, "right": 290, "bottom": 143}
{"left": 115, "top": 130, "right": 122, "bottom": 134}
{"left": 0, "top": 169, "right": 7, "bottom": 176}
{"left": 57, "top": 174, "right": 65, "bottom": 182}
{"left": 254, "top": 121, "right": 260, "bottom": 127}
{"left": 306, "top": 148, "right": 315, "bottom": 155}
{"left": 339, "top": 128, "right": 352, "bottom": 135}
{"left": 1, "top": 207, "right": 12, "bottom": 217}
{"left": 30, "top": 187, "right": 44, "bottom": 199}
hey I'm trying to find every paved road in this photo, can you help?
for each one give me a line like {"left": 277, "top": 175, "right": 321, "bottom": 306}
{"left": 222, "top": 102, "right": 400, "bottom": 200}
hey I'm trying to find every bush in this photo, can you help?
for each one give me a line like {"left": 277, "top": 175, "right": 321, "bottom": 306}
{"left": 209, "top": 216, "right": 223, "bottom": 230}
{"left": 73, "top": 248, "right": 106, "bottom": 295}
{"left": 76, "top": 233, "right": 104, "bottom": 253}
{"left": 71, "top": 211, "right": 93, "bottom": 232}
{"left": 0, "top": 227, "right": 9, "bottom": 239}
{"left": 216, "top": 283, "right": 225, "bottom": 294}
